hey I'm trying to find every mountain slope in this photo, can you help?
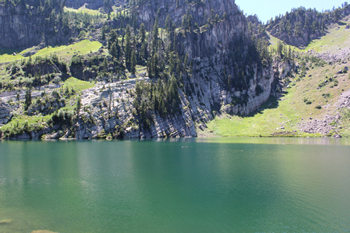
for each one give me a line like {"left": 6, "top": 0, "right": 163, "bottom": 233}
{"left": 0, "top": 0, "right": 282, "bottom": 139}
{"left": 203, "top": 13, "right": 350, "bottom": 138}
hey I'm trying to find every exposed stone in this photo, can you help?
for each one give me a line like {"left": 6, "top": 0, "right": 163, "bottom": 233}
{"left": 0, "top": 102, "right": 13, "bottom": 124}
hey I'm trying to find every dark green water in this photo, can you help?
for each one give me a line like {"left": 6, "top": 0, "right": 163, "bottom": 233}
{"left": 0, "top": 138, "right": 350, "bottom": 233}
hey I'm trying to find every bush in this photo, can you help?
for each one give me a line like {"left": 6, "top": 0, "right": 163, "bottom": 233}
{"left": 303, "top": 98, "right": 312, "bottom": 105}
{"left": 71, "top": 56, "right": 83, "bottom": 67}
{"left": 52, "top": 77, "right": 62, "bottom": 85}
{"left": 315, "top": 105, "right": 322, "bottom": 109}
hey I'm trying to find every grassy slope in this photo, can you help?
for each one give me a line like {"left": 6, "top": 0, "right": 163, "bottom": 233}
{"left": 268, "top": 15, "right": 350, "bottom": 53}
{"left": 61, "top": 77, "right": 95, "bottom": 92}
{"left": 298, "top": 16, "right": 350, "bottom": 53}
{"left": 64, "top": 6, "right": 103, "bottom": 16}
{"left": 0, "top": 40, "right": 102, "bottom": 64}
{"left": 204, "top": 19, "right": 350, "bottom": 138}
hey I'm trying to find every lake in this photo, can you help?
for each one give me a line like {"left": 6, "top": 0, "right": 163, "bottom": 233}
{"left": 0, "top": 138, "right": 350, "bottom": 232}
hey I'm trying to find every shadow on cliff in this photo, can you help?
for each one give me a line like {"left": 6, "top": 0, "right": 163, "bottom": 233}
{"left": 0, "top": 47, "right": 23, "bottom": 56}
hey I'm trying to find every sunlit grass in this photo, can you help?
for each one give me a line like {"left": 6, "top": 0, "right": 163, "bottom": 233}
{"left": 0, "top": 40, "right": 102, "bottom": 64}
{"left": 62, "top": 77, "right": 95, "bottom": 92}
{"left": 64, "top": 6, "right": 104, "bottom": 16}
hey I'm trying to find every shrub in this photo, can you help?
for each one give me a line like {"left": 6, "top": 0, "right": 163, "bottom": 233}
{"left": 52, "top": 77, "right": 62, "bottom": 85}
{"left": 303, "top": 98, "right": 312, "bottom": 105}
{"left": 71, "top": 56, "right": 83, "bottom": 67}
{"left": 315, "top": 105, "right": 322, "bottom": 109}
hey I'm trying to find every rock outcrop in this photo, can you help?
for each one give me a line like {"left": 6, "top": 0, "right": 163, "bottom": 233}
{"left": 74, "top": 78, "right": 197, "bottom": 139}
{"left": 0, "top": 102, "right": 13, "bottom": 125}
{"left": 137, "top": 0, "right": 238, "bottom": 29}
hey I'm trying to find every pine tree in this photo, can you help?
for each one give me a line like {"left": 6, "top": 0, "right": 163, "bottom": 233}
{"left": 102, "top": 57, "right": 108, "bottom": 72}
{"left": 101, "top": 25, "right": 106, "bottom": 40}
{"left": 24, "top": 88, "right": 32, "bottom": 111}
{"left": 125, "top": 25, "right": 131, "bottom": 69}
{"left": 139, "top": 23, "right": 146, "bottom": 44}
{"left": 108, "top": 30, "right": 118, "bottom": 50}
{"left": 151, "top": 19, "right": 159, "bottom": 55}
{"left": 151, "top": 54, "right": 158, "bottom": 78}
{"left": 103, "top": 0, "right": 113, "bottom": 18}
{"left": 131, "top": 49, "right": 136, "bottom": 75}
{"left": 110, "top": 42, "right": 118, "bottom": 59}
{"left": 165, "top": 15, "right": 172, "bottom": 32}
{"left": 76, "top": 96, "right": 82, "bottom": 117}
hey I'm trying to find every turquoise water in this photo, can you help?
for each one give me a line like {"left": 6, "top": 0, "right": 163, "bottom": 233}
{"left": 0, "top": 138, "right": 350, "bottom": 232}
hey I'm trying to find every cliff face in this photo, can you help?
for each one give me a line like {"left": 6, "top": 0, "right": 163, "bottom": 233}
{"left": 0, "top": 3, "right": 69, "bottom": 49}
{"left": 0, "top": 4, "right": 43, "bottom": 48}
{"left": 137, "top": 0, "right": 238, "bottom": 29}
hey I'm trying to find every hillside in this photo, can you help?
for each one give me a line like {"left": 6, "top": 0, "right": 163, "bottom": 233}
{"left": 0, "top": 0, "right": 349, "bottom": 139}
{"left": 202, "top": 14, "right": 350, "bottom": 138}
{"left": 0, "top": 0, "right": 284, "bottom": 140}
{"left": 266, "top": 3, "right": 350, "bottom": 48}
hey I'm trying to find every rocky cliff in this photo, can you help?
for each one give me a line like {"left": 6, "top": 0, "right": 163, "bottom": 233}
{"left": 0, "top": 4, "right": 43, "bottom": 48}
{"left": 137, "top": 0, "right": 238, "bottom": 29}
{"left": 0, "top": 1, "right": 69, "bottom": 49}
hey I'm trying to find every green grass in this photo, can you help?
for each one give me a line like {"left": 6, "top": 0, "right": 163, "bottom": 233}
{"left": 64, "top": 6, "right": 105, "bottom": 16}
{"left": 26, "top": 40, "right": 102, "bottom": 61}
{"left": 0, "top": 40, "right": 102, "bottom": 64}
{"left": 0, "top": 50, "right": 25, "bottom": 63}
{"left": 62, "top": 77, "right": 95, "bottom": 92}
{"left": 0, "top": 113, "right": 53, "bottom": 131}
{"left": 0, "top": 77, "right": 93, "bottom": 135}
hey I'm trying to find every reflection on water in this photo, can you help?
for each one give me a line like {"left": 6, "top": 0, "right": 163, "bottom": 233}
{"left": 0, "top": 139, "right": 349, "bottom": 232}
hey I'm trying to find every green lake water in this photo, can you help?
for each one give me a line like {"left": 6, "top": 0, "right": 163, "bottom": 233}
{"left": 0, "top": 138, "right": 350, "bottom": 233}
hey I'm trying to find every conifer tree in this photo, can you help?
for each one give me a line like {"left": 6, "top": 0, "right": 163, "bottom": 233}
{"left": 131, "top": 49, "right": 136, "bottom": 75}
{"left": 125, "top": 25, "right": 131, "bottom": 69}
{"left": 151, "top": 19, "right": 159, "bottom": 55}
{"left": 24, "top": 88, "right": 32, "bottom": 111}
{"left": 139, "top": 23, "right": 146, "bottom": 44}
{"left": 101, "top": 25, "right": 106, "bottom": 40}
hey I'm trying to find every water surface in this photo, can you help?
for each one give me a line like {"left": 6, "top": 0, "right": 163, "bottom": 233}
{"left": 0, "top": 138, "right": 350, "bottom": 232}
